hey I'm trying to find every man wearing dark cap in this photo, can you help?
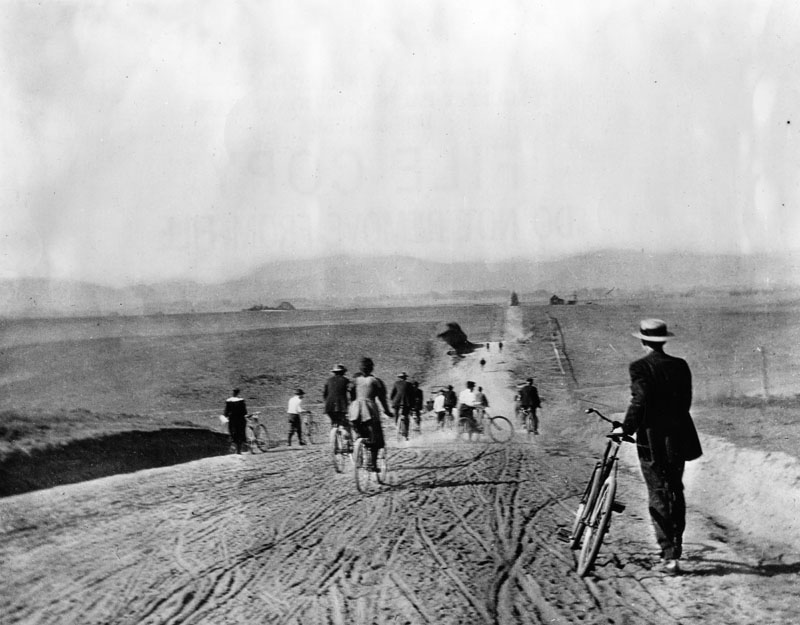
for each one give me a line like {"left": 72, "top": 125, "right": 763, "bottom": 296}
{"left": 613, "top": 319, "right": 701, "bottom": 576}
{"left": 287, "top": 388, "right": 309, "bottom": 446}
{"left": 518, "top": 377, "right": 541, "bottom": 434}
{"left": 324, "top": 364, "right": 351, "bottom": 434}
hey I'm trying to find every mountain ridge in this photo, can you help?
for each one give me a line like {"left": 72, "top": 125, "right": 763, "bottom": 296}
{"left": 2, "top": 251, "right": 798, "bottom": 317}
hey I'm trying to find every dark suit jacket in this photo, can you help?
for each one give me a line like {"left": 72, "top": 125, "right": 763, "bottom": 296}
{"left": 518, "top": 385, "right": 541, "bottom": 408}
{"left": 623, "top": 350, "right": 695, "bottom": 464}
{"left": 391, "top": 380, "right": 415, "bottom": 407}
{"left": 323, "top": 375, "right": 350, "bottom": 414}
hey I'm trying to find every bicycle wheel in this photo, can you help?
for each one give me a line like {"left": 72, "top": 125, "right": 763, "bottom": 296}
{"left": 253, "top": 424, "right": 269, "bottom": 452}
{"left": 569, "top": 464, "right": 602, "bottom": 549}
{"left": 305, "top": 421, "right": 317, "bottom": 445}
{"left": 245, "top": 425, "right": 257, "bottom": 454}
{"left": 353, "top": 438, "right": 371, "bottom": 493}
{"left": 577, "top": 479, "right": 617, "bottom": 577}
{"left": 487, "top": 416, "right": 513, "bottom": 443}
{"left": 331, "top": 428, "right": 346, "bottom": 473}
{"left": 375, "top": 447, "right": 388, "bottom": 484}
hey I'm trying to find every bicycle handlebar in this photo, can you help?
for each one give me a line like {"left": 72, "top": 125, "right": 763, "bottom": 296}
{"left": 584, "top": 408, "right": 635, "bottom": 443}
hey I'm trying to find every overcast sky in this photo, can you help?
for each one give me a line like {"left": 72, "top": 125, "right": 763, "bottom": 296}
{"left": 2, "top": 0, "right": 799, "bottom": 285}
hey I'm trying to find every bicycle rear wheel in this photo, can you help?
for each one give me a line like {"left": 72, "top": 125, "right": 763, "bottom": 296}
{"left": 245, "top": 425, "right": 257, "bottom": 454}
{"left": 577, "top": 479, "right": 617, "bottom": 577}
{"left": 331, "top": 428, "right": 346, "bottom": 473}
{"left": 253, "top": 424, "right": 269, "bottom": 452}
{"left": 569, "top": 464, "right": 601, "bottom": 549}
{"left": 353, "top": 438, "right": 370, "bottom": 493}
{"left": 456, "top": 417, "right": 473, "bottom": 441}
{"left": 305, "top": 421, "right": 318, "bottom": 445}
{"left": 487, "top": 416, "right": 513, "bottom": 443}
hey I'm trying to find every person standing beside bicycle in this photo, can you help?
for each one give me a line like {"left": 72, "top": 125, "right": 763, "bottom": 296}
{"left": 323, "top": 364, "right": 351, "bottom": 434}
{"left": 411, "top": 380, "right": 424, "bottom": 431}
{"left": 611, "top": 319, "right": 702, "bottom": 576}
{"left": 518, "top": 377, "right": 541, "bottom": 434}
{"left": 390, "top": 372, "right": 415, "bottom": 441}
{"left": 224, "top": 388, "right": 248, "bottom": 454}
{"left": 348, "top": 357, "right": 391, "bottom": 471}
{"left": 457, "top": 381, "right": 480, "bottom": 432}
{"left": 286, "top": 388, "right": 309, "bottom": 446}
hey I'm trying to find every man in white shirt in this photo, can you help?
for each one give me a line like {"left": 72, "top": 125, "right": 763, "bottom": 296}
{"left": 458, "top": 381, "right": 479, "bottom": 432}
{"left": 287, "top": 388, "right": 309, "bottom": 446}
{"left": 432, "top": 389, "right": 447, "bottom": 429}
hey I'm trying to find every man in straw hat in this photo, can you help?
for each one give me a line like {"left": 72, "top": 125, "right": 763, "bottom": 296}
{"left": 612, "top": 319, "right": 702, "bottom": 576}
{"left": 324, "top": 364, "right": 351, "bottom": 434}
{"left": 287, "top": 388, "right": 309, "bottom": 446}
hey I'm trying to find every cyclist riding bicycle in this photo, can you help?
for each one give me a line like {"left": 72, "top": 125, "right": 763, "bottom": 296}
{"left": 348, "top": 357, "right": 391, "bottom": 472}
{"left": 457, "top": 381, "right": 481, "bottom": 433}
{"left": 518, "top": 377, "right": 541, "bottom": 434}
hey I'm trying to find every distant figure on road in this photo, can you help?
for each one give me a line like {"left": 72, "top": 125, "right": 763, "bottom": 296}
{"left": 499, "top": 342, "right": 503, "bottom": 351}
{"left": 518, "top": 377, "right": 541, "bottom": 434}
{"left": 323, "top": 364, "right": 351, "bottom": 434}
{"left": 479, "top": 358, "right": 486, "bottom": 369}
{"left": 391, "top": 372, "right": 415, "bottom": 441}
{"left": 433, "top": 389, "right": 447, "bottom": 429}
{"left": 224, "top": 388, "right": 248, "bottom": 454}
{"left": 287, "top": 388, "right": 309, "bottom": 446}
{"left": 348, "top": 357, "right": 390, "bottom": 471}
{"left": 444, "top": 384, "right": 458, "bottom": 426}
{"left": 612, "top": 319, "right": 701, "bottom": 576}
{"left": 486, "top": 343, "right": 490, "bottom": 350}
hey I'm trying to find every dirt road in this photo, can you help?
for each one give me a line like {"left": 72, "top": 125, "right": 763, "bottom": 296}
{"left": 1, "top": 307, "right": 798, "bottom": 624}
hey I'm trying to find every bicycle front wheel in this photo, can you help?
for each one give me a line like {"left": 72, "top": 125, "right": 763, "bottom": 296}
{"left": 331, "top": 428, "right": 346, "bottom": 473}
{"left": 375, "top": 447, "right": 388, "bottom": 484}
{"left": 577, "top": 479, "right": 617, "bottom": 577}
{"left": 569, "top": 464, "right": 602, "bottom": 549}
{"left": 487, "top": 416, "right": 513, "bottom": 443}
{"left": 253, "top": 424, "right": 269, "bottom": 452}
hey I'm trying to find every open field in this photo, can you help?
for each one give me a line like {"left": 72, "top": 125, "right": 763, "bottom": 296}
{"left": 0, "top": 304, "right": 506, "bottom": 461}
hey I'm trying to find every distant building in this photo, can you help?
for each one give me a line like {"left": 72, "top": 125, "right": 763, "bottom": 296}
{"left": 276, "top": 301, "right": 296, "bottom": 311}
{"left": 550, "top": 295, "right": 565, "bottom": 305}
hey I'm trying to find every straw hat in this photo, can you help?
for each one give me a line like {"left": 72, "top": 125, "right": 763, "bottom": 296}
{"left": 632, "top": 319, "right": 674, "bottom": 342}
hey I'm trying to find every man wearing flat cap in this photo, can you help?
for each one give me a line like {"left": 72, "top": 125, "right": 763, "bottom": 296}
{"left": 614, "top": 319, "right": 702, "bottom": 576}
{"left": 324, "top": 364, "right": 351, "bottom": 434}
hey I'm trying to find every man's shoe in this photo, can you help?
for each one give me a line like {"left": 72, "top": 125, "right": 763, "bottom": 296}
{"left": 663, "top": 559, "right": 680, "bottom": 575}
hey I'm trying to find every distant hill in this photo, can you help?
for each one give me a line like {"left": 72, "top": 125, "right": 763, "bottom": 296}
{"left": 1, "top": 251, "right": 799, "bottom": 317}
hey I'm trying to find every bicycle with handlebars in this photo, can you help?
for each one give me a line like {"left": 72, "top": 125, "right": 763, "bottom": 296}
{"left": 569, "top": 408, "right": 635, "bottom": 576}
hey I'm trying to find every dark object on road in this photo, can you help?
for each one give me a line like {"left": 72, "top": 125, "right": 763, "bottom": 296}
{"left": 437, "top": 322, "right": 479, "bottom": 355}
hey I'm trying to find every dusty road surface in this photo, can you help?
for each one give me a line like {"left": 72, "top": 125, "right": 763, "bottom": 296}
{"left": 2, "top": 308, "right": 799, "bottom": 624}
